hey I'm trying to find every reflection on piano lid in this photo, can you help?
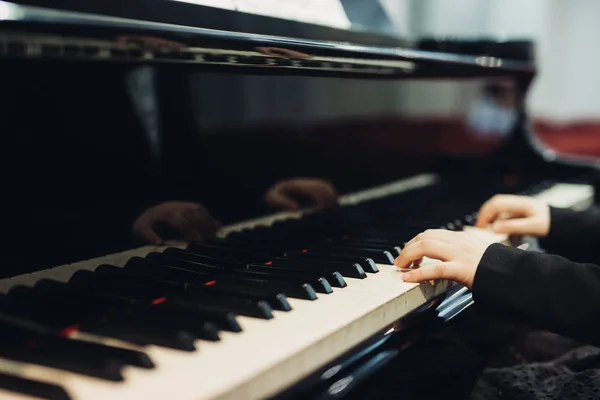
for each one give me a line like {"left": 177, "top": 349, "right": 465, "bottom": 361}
{"left": 0, "top": 1, "right": 534, "bottom": 79}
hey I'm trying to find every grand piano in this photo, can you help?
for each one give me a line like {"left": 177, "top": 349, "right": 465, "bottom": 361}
{"left": 0, "top": 1, "right": 598, "bottom": 399}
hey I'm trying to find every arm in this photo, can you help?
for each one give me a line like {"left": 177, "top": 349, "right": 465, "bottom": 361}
{"left": 539, "top": 206, "right": 600, "bottom": 263}
{"left": 473, "top": 243, "right": 600, "bottom": 347}
{"left": 476, "top": 195, "right": 600, "bottom": 263}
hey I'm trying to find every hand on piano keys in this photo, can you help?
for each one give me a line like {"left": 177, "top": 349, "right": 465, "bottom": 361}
{"left": 476, "top": 194, "right": 551, "bottom": 237}
{"left": 396, "top": 193, "right": 552, "bottom": 288}
{"left": 395, "top": 228, "right": 494, "bottom": 289}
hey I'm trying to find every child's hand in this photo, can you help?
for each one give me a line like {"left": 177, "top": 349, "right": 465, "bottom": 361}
{"left": 395, "top": 229, "right": 492, "bottom": 289}
{"left": 476, "top": 195, "right": 550, "bottom": 237}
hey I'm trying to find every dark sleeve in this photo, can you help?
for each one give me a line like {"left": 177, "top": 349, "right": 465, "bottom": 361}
{"left": 472, "top": 243, "right": 600, "bottom": 347}
{"left": 539, "top": 206, "right": 600, "bottom": 263}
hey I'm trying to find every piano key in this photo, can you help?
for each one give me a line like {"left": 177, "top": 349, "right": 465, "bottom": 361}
{"left": 159, "top": 250, "right": 330, "bottom": 293}
{"left": 38, "top": 273, "right": 239, "bottom": 334}
{"left": 231, "top": 268, "right": 332, "bottom": 294}
{"left": 161, "top": 248, "right": 241, "bottom": 269}
{"left": 0, "top": 372, "right": 72, "bottom": 400}
{"left": 246, "top": 263, "right": 346, "bottom": 288}
{"left": 186, "top": 242, "right": 275, "bottom": 262}
{"left": 0, "top": 313, "right": 125, "bottom": 381}
{"left": 271, "top": 258, "right": 367, "bottom": 279}
{"left": 100, "top": 263, "right": 289, "bottom": 314}
{"left": 329, "top": 237, "right": 403, "bottom": 251}
{"left": 79, "top": 317, "right": 197, "bottom": 351}
{"left": 122, "top": 310, "right": 221, "bottom": 342}
{"left": 320, "top": 240, "right": 401, "bottom": 257}
{"left": 4, "top": 286, "right": 197, "bottom": 352}
{"left": 29, "top": 282, "right": 202, "bottom": 349}
{"left": 70, "top": 270, "right": 275, "bottom": 320}
{"left": 185, "top": 283, "right": 292, "bottom": 312}
{"left": 183, "top": 287, "right": 288, "bottom": 313}
{"left": 150, "top": 302, "right": 242, "bottom": 332}
{"left": 150, "top": 255, "right": 319, "bottom": 299}
{"left": 160, "top": 297, "right": 274, "bottom": 320}
{"left": 199, "top": 277, "right": 318, "bottom": 302}
{"left": 284, "top": 251, "right": 379, "bottom": 273}
{"left": 0, "top": 289, "right": 162, "bottom": 362}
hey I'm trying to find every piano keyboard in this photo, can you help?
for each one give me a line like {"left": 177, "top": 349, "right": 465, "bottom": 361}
{"left": 0, "top": 174, "right": 593, "bottom": 400}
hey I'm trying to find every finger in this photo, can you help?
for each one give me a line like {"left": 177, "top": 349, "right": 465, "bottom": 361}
{"left": 401, "top": 262, "right": 455, "bottom": 283}
{"left": 411, "top": 257, "right": 423, "bottom": 268}
{"left": 492, "top": 218, "right": 537, "bottom": 235}
{"left": 138, "top": 226, "right": 163, "bottom": 245}
{"left": 476, "top": 196, "right": 529, "bottom": 228}
{"left": 266, "top": 190, "right": 299, "bottom": 210}
{"left": 403, "top": 229, "right": 461, "bottom": 249}
{"left": 394, "top": 240, "right": 458, "bottom": 269}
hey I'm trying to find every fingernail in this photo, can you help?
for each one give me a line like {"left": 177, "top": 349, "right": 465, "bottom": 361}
{"left": 402, "top": 272, "right": 413, "bottom": 281}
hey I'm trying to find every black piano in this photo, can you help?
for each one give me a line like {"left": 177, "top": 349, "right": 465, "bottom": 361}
{"left": 0, "top": 1, "right": 597, "bottom": 399}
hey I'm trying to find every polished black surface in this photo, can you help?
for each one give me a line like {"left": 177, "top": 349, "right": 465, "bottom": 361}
{"left": 0, "top": 1, "right": 534, "bottom": 79}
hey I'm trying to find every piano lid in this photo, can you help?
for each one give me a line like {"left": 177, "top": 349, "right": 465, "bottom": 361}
{"left": 0, "top": 1, "right": 534, "bottom": 80}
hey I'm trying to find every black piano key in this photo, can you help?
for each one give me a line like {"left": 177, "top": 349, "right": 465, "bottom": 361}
{"left": 170, "top": 247, "right": 336, "bottom": 291}
{"left": 125, "top": 310, "right": 221, "bottom": 342}
{"left": 55, "top": 325, "right": 155, "bottom": 368}
{"left": 231, "top": 268, "right": 332, "bottom": 294}
{"left": 150, "top": 302, "right": 242, "bottom": 332}
{"left": 183, "top": 287, "right": 286, "bottom": 314}
{"left": 209, "top": 276, "right": 318, "bottom": 301}
{"left": 0, "top": 314, "right": 124, "bottom": 381}
{"left": 337, "top": 236, "right": 402, "bottom": 247}
{"left": 1, "top": 290, "right": 155, "bottom": 367}
{"left": 333, "top": 235, "right": 403, "bottom": 248}
{"left": 285, "top": 251, "right": 379, "bottom": 273}
{"left": 0, "top": 372, "right": 71, "bottom": 400}
{"left": 34, "top": 279, "right": 135, "bottom": 311}
{"left": 95, "top": 264, "right": 187, "bottom": 293}
{"left": 36, "top": 277, "right": 243, "bottom": 333}
{"left": 161, "top": 248, "right": 240, "bottom": 269}
{"left": 4, "top": 291, "right": 194, "bottom": 353}
{"left": 271, "top": 258, "right": 367, "bottom": 279}
{"left": 69, "top": 270, "right": 163, "bottom": 300}
{"left": 322, "top": 240, "right": 401, "bottom": 257}
{"left": 246, "top": 263, "right": 346, "bottom": 288}
{"left": 121, "top": 262, "right": 259, "bottom": 326}
{"left": 186, "top": 242, "right": 275, "bottom": 262}
{"left": 162, "top": 297, "right": 273, "bottom": 320}
{"left": 310, "top": 246, "right": 394, "bottom": 264}
{"left": 80, "top": 318, "right": 196, "bottom": 351}
{"left": 186, "top": 284, "right": 291, "bottom": 312}
{"left": 71, "top": 269, "right": 274, "bottom": 321}
{"left": 152, "top": 255, "right": 319, "bottom": 300}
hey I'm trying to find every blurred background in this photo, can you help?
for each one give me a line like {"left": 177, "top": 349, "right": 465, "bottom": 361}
{"left": 192, "top": 0, "right": 600, "bottom": 156}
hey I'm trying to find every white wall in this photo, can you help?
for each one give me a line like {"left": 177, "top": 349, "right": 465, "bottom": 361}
{"left": 407, "top": 0, "right": 600, "bottom": 122}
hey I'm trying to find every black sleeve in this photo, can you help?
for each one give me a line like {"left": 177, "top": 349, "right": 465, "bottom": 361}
{"left": 539, "top": 206, "right": 600, "bottom": 263}
{"left": 472, "top": 243, "right": 600, "bottom": 347}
